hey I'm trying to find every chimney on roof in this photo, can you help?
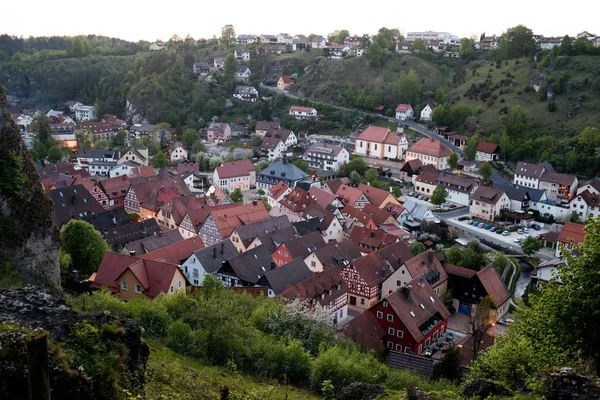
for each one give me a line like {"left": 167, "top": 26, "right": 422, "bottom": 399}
{"left": 221, "top": 242, "right": 225, "bottom": 254}
{"left": 213, "top": 247, "right": 217, "bottom": 258}
{"left": 401, "top": 284, "right": 412, "bottom": 300}
{"left": 270, "top": 261, "right": 277, "bottom": 270}
{"left": 253, "top": 200, "right": 257, "bottom": 206}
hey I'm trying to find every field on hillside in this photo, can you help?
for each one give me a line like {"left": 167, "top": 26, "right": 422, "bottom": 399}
{"left": 453, "top": 56, "right": 600, "bottom": 136}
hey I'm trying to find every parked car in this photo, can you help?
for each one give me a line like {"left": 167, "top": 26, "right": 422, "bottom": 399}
{"left": 514, "top": 238, "right": 523, "bottom": 243}
{"left": 408, "top": 191, "right": 415, "bottom": 197}
{"left": 502, "top": 231, "right": 510, "bottom": 236}
{"left": 499, "top": 318, "right": 515, "bottom": 326}
{"left": 449, "top": 204, "right": 457, "bottom": 209}
{"left": 517, "top": 229, "right": 523, "bottom": 234}
{"left": 490, "top": 227, "right": 497, "bottom": 232}
{"left": 523, "top": 227, "right": 529, "bottom": 233}
{"left": 531, "top": 224, "right": 541, "bottom": 231}
{"left": 418, "top": 195, "right": 425, "bottom": 200}
{"left": 496, "top": 229, "right": 504, "bottom": 235}
{"left": 472, "top": 222, "right": 479, "bottom": 227}
{"left": 466, "top": 219, "right": 473, "bottom": 224}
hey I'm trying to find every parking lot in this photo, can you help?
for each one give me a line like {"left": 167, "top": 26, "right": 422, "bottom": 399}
{"left": 448, "top": 216, "right": 552, "bottom": 251}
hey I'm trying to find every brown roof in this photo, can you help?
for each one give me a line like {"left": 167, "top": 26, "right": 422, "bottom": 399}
{"left": 266, "top": 128, "right": 294, "bottom": 142}
{"left": 98, "top": 175, "right": 131, "bottom": 200}
{"left": 403, "top": 250, "right": 448, "bottom": 288}
{"left": 395, "top": 104, "right": 412, "bottom": 112}
{"left": 215, "top": 160, "right": 255, "bottom": 179}
{"left": 407, "top": 138, "right": 451, "bottom": 158}
{"left": 348, "top": 251, "right": 392, "bottom": 287}
{"left": 139, "top": 237, "right": 204, "bottom": 264}
{"left": 279, "top": 266, "right": 347, "bottom": 308}
{"left": 342, "top": 205, "right": 374, "bottom": 227}
{"left": 476, "top": 141, "right": 499, "bottom": 154}
{"left": 280, "top": 75, "right": 292, "bottom": 84}
{"left": 91, "top": 252, "right": 185, "bottom": 298}
{"left": 342, "top": 310, "right": 385, "bottom": 352}
{"left": 211, "top": 202, "right": 270, "bottom": 238}
{"left": 141, "top": 186, "right": 185, "bottom": 212}
{"left": 260, "top": 136, "right": 284, "bottom": 149}
{"left": 444, "top": 263, "right": 477, "bottom": 279}
{"left": 289, "top": 106, "right": 316, "bottom": 113}
{"left": 160, "top": 194, "right": 207, "bottom": 225}
{"left": 476, "top": 266, "right": 510, "bottom": 308}
{"left": 130, "top": 174, "right": 190, "bottom": 207}
{"left": 514, "top": 162, "right": 546, "bottom": 179}
{"left": 255, "top": 121, "right": 281, "bottom": 132}
{"left": 308, "top": 186, "right": 337, "bottom": 208}
{"left": 557, "top": 222, "right": 586, "bottom": 245}
{"left": 377, "top": 240, "right": 414, "bottom": 270}
{"left": 358, "top": 184, "right": 395, "bottom": 207}
{"left": 436, "top": 173, "right": 477, "bottom": 193}
{"left": 454, "top": 331, "right": 495, "bottom": 367}
{"left": 415, "top": 171, "right": 440, "bottom": 185}
{"left": 325, "top": 177, "right": 351, "bottom": 194}
{"left": 356, "top": 126, "right": 391, "bottom": 143}
{"left": 336, "top": 184, "right": 368, "bottom": 207}
{"left": 578, "top": 190, "right": 600, "bottom": 207}
{"left": 280, "top": 187, "right": 314, "bottom": 213}
{"left": 470, "top": 186, "right": 505, "bottom": 205}
{"left": 384, "top": 278, "right": 451, "bottom": 343}
{"left": 362, "top": 204, "right": 395, "bottom": 225}
{"left": 349, "top": 227, "right": 398, "bottom": 253}
{"left": 541, "top": 172, "right": 577, "bottom": 186}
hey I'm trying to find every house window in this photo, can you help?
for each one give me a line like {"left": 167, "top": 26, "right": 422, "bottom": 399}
{"left": 405, "top": 347, "right": 410, "bottom": 354}
{"left": 397, "top": 330, "right": 403, "bottom": 338}
{"left": 135, "top": 284, "right": 141, "bottom": 293}
{"left": 360, "top": 298, "right": 365, "bottom": 305}
{"left": 396, "top": 280, "right": 402, "bottom": 286}
{"left": 425, "top": 338, "right": 431, "bottom": 348}
{"left": 311, "top": 261, "right": 316, "bottom": 267}
{"left": 387, "top": 314, "right": 393, "bottom": 322}
{"left": 121, "top": 281, "right": 128, "bottom": 291}
{"left": 387, "top": 341, "right": 393, "bottom": 349}
{"left": 383, "top": 301, "right": 388, "bottom": 307}
{"left": 376, "top": 311, "right": 383, "bottom": 319}
{"left": 388, "top": 327, "right": 395, "bottom": 335}
{"left": 418, "top": 344, "right": 422, "bottom": 354}
{"left": 433, "top": 331, "right": 438, "bottom": 341}
{"left": 170, "top": 286, "right": 174, "bottom": 293}
{"left": 178, "top": 280, "right": 182, "bottom": 288}
{"left": 395, "top": 344, "right": 402, "bottom": 351}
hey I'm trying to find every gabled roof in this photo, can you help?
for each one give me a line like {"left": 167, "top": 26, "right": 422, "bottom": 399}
{"left": 476, "top": 266, "right": 510, "bottom": 308}
{"left": 289, "top": 106, "right": 316, "bottom": 113}
{"left": 210, "top": 202, "right": 270, "bottom": 238}
{"left": 377, "top": 240, "right": 414, "bottom": 271}
{"left": 342, "top": 205, "right": 373, "bottom": 227}
{"left": 407, "top": 138, "right": 451, "bottom": 158}
{"left": 124, "top": 230, "right": 184, "bottom": 255}
{"left": 403, "top": 250, "right": 448, "bottom": 288}
{"left": 293, "top": 217, "right": 323, "bottom": 236}
{"left": 308, "top": 186, "right": 338, "bottom": 208}
{"left": 257, "top": 160, "right": 310, "bottom": 181}
{"left": 349, "top": 227, "right": 398, "bottom": 252}
{"left": 336, "top": 184, "right": 368, "bottom": 207}
{"left": 91, "top": 252, "right": 184, "bottom": 298}
{"left": 281, "top": 187, "right": 315, "bottom": 213}
{"left": 444, "top": 263, "right": 477, "bottom": 279}
{"left": 265, "top": 128, "right": 294, "bottom": 142}
{"left": 304, "top": 143, "right": 345, "bottom": 157}
{"left": 470, "top": 186, "right": 505, "bottom": 205}
{"left": 192, "top": 239, "right": 239, "bottom": 274}
{"left": 384, "top": 278, "right": 451, "bottom": 343}
{"left": 82, "top": 207, "right": 131, "bottom": 232}
{"left": 577, "top": 190, "right": 600, "bottom": 207}
{"left": 256, "top": 226, "right": 297, "bottom": 253}
{"left": 268, "top": 181, "right": 291, "bottom": 199}
{"left": 221, "top": 244, "right": 274, "bottom": 284}
{"left": 97, "top": 175, "right": 131, "bottom": 200}
{"left": 141, "top": 186, "right": 186, "bottom": 212}
{"left": 160, "top": 194, "right": 207, "bottom": 225}
{"left": 129, "top": 174, "right": 190, "bottom": 206}
{"left": 540, "top": 171, "right": 577, "bottom": 186}
{"left": 514, "top": 161, "right": 546, "bottom": 179}
{"left": 100, "top": 219, "right": 161, "bottom": 251}
{"left": 358, "top": 184, "right": 395, "bottom": 207}
{"left": 356, "top": 126, "right": 391, "bottom": 143}
{"left": 260, "top": 258, "right": 312, "bottom": 295}
{"left": 255, "top": 121, "right": 281, "bottom": 131}
{"left": 48, "top": 184, "right": 105, "bottom": 227}
{"left": 215, "top": 160, "right": 255, "bottom": 179}
{"left": 280, "top": 75, "right": 292, "bottom": 84}
{"left": 557, "top": 222, "right": 586, "bottom": 245}
{"left": 395, "top": 104, "right": 412, "bottom": 112}
{"left": 139, "top": 237, "right": 204, "bottom": 265}
{"left": 476, "top": 141, "right": 499, "bottom": 154}
{"left": 492, "top": 183, "right": 545, "bottom": 202}
{"left": 325, "top": 177, "right": 351, "bottom": 194}
{"left": 279, "top": 231, "right": 327, "bottom": 259}
{"left": 279, "top": 266, "right": 347, "bottom": 308}
{"left": 348, "top": 251, "right": 392, "bottom": 287}
{"left": 233, "top": 215, "right": 292, "bottom": 247}
{"left": 312, "top": 240, "right": 363, "bottom": 269}
{"left": 342, "top": 310, "right": 385, "bottom": 352}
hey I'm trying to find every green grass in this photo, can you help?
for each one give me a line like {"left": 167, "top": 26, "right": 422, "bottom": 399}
{"left": 146, "top": 340, "right": 320, "bottom": 400}
{"left": 371, "top": 118, "right": 398, "bottom": 131}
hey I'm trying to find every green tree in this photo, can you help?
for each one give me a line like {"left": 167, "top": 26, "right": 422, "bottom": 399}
{"left": 261, "top": 197, "right": 271, "bottom": 211}
{"left": 293, "top": 159, "right": 311, "bottom": 174}
{"left": 152, "top": 152, "right": 167, "bottom": 168}
{"left": 181, "top": 128, "right": 200, "bottom": 150}
{"left": 430, "top": 185, "right": 448, "bottom": 205}
{"left": 459, "top": 37, "right": 475, "bottom": 58}
{"left": 349, "top": 171, "right": 361, "bottom": 186}
{"left": 493, "top": 253, "right": 508, "bottom": 273}
{"left": 190, "top": 140, "right": 205, "bottom": 156}
{"left": 230, "top": 187, "right": 243, "bottom": 202}
{"left": 256, "top": 188, "right": 265, "bottom": 197}
{"left": 432, "top": 344, "right": 462, "bottom": 382}
{"left": 94, "top": 139, "right": 109, "bottom": 150}
{"left": 392, "top": 69, "right": 422, "bottom": 106}
{"left": 60, "top": 220, "right": 108, "bottom": 275}
{"left": 47, "top": 146, "right": 63, "bottom": 162}
{"left": 220, "top": 24, "right": 236, "bottom": 48}
{"left": 111, "top": 131, "right": 127, "bottom": 148}
{"left": 464, "top": 135, "right": 480, "bottom": 161}
{"left": 498, "top": 25, "right": 537, "bottom": 59}
{"left": 364, "top": 168, "right": 378, "bottom": 184}
{"left": 412, "top": 38, "right": 427, "bottom": 52}
{"left": 69, "top": 37, "right": 86, "bottom": 57}
{"left": 521, "top": 236, "right": 541, "bottom": 258}
{"left": 479, "top": 161, "right": 493, "bottom": 184}
{"left": 448, "top": 152, "right": 459, "bottom": 170}
{"left": 366, "top": 42, "right": 386, "bottom": 67}
{"left": 344, "top": 157, "right": 368, "bottom": 176}
{"left": 411, "top": 242, "right": 426, "bottom": 256}
{"left": 577, "top": 127, "right": 600, "bottom": 155}
{"left": 558, "top": 35, "right": 572, "bottom": 55}
{"left": 328, "top": 29, "right": 350, "bottom": 44}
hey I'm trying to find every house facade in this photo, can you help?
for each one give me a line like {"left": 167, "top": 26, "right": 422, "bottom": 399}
{"left": 289, "top": 106, "right": 318, "bottom": 120}
{"left": 395, "top": 104, "right": 414, "bottom": 121}
{"left": 213, "top": 160, "right": 256, "bottom": 192}
{"left": 475, "top": 141, "right": 499, "bottom": 161}
{"left": 469, "top": 186, "right": 511, "bottom": 222}
{"left": 169, "top": 142, "right": 188, "bottom": 162}
{"left": 354, "top": 126, "right": 408, "bottom": 159}
{"left": 206, "top": 122, "right": 231, "bottom": 143}
{"left": 233, "top": 86, "right": 258, "bottom": 102}
{"left": 277, "top": 75, "right": 293, "bottom": 91}
{"left": 256, "top": 159, "right": 310, "bottom": 190}
{"left": 303, "top": 143, "right": 349, "bottom": 171}
{"left": 405, "top": 138, "right": 451, "bottom": 170}
{"left": 420, "top": 103, "right": 437, "bottom": 121}
{"left": 260, "top": 137, "right": 287, "bottom": 160}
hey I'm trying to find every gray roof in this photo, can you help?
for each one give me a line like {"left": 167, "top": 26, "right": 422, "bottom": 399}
{"left": 124, "top": 229, "right": 184, "bottom": 255}
{"left": 259, "top": 258, "right": 312, "bottom": 295}
{"left": 82, "top": 207, "right": 131, "bottom": 232}
{"left": 493, "top": 183, "right": 546, "bottom": 202}
{"left": 221, "top": 244, "right": 274, "bottom": 284}
{"left": 256, "top": 226, "right": 297, "bottom": 253}
{"left": 258, "top": 160, "right": 309, "bottom": 181}
{"left": 293, "top": 217, "right": 322, "bottom": 236}
{"left": 280, "top": 231, "right": 327, "bottom": 259}
{"left": 75, "top": 149, "right": 121, "bottom": 159}
{"left": 234, "top": 215, "right": 292, "bottom": 246}
{"left": 193, "top": 240, "right": 239, "bottom": 274}
{"left": 387, "top": 352, "right": 438, "bottom": 379}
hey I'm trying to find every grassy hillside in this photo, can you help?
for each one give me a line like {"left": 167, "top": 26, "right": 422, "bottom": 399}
{"left": 452, "top": 55, "right": 600, "bottom": 136}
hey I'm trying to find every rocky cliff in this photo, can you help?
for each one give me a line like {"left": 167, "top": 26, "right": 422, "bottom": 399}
{"left": 0, "top": 85, "right": 60, "bottom": 286}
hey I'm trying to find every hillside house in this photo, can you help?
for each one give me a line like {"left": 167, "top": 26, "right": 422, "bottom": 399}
{"left": 277, "top": 75, "right": 293, "bottom": 91}
{"left": 289, "top": 106, "right": 318, "bottom": 120}
{"left": 405, "top": 138, "right": 451, "bottom": 170}
{"left": 206, "top": 122, "right": 231, "bottom": 143}
{"left": 420, "top": 103, "right": 437, "bottom": 122}
{"left": 395, "top": 104, "right": 414, "bottom": 121}
{"left": 354, "top": 126, "right": 408, "bottom": 159}
{"left": 213, "top": 160, "right": 256, "bottom": 192}
{"left": 168, "top": 142, "right": 188, "bottom": 162}
{"left": 469, "top": 186, "right": 511, "bottom": 222}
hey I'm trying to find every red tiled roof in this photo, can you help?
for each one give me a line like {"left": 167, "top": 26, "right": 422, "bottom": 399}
{"left": 98, "top": 175, "right": 131, "bottom": 200}
{"left": 403, "top": 250, "right": 448, "bottom": 288}
{"left": 139, "top": 237, "right": 204, "bottom": 264}
{"left": 215, "top": 160, "right": 255, "bottom": 179}
{"left": 356, "top": 126, "right": 391, "bottom": 142}
{"left": 280, "top": 187, "right": 314, "bottom": 213}
{"left": 289, "top": 106, "right": 316, "bottom": 113}
{"left": 342, "top": 310, "right": 385, "bottom": 352}
{"left": 444, "top": 263, "right": 477, "bottom": 279}
{"left": 269, "top": 181, "right": 291, "bottom": 198}
{"left": 211, "top": 202, "right": 270, "bottom": 238}
{"left": 260, "top": 136, "right": 284, "bottom": 149}
{"left": 336, "top": 184, "right": 368, "bottom": 207}
{"left": 358, "top": 184, "right": 396, "bottom": 207}
{"left": 280, "top": 75, "right": 292, "bottom": 83}
{"left": 470, "top": 186, "right": 505, "bottom": 205}
{"left": 349, "top": 227, "right": 398, "bottom": 253}
{"left": 308, "top": 186, "right": 337, "bottom": 208}
{"left": 407, "top": 138, "right": 451, "bottom": 158}
{"left": 476, "top": 266, "right": 510, "bottom": 308}
{"left": 476, "top": 141, "right": 499, "bottom": 154}
{"left": 557, "top": 222, "right": 586, "bottom": 245}
{"left": 362, "top": 204, "right": 395, "bottom": 225}
{"left": 415, "top": 171, "right": 440, "bottom": 185}
{"left": 342, "top": 205, "right": 374, "bottom": 227}
{"left": 395, "top": 104, "right": 412, "bottom": 112}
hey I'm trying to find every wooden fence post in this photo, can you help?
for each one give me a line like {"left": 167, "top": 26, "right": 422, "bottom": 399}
{"left": 27, "top": 331, "right": 51, "bottom": 400}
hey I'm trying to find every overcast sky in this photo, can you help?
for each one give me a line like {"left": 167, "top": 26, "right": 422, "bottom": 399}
{"left": 3, "top": 0, "right": 599, "bottom": 42}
